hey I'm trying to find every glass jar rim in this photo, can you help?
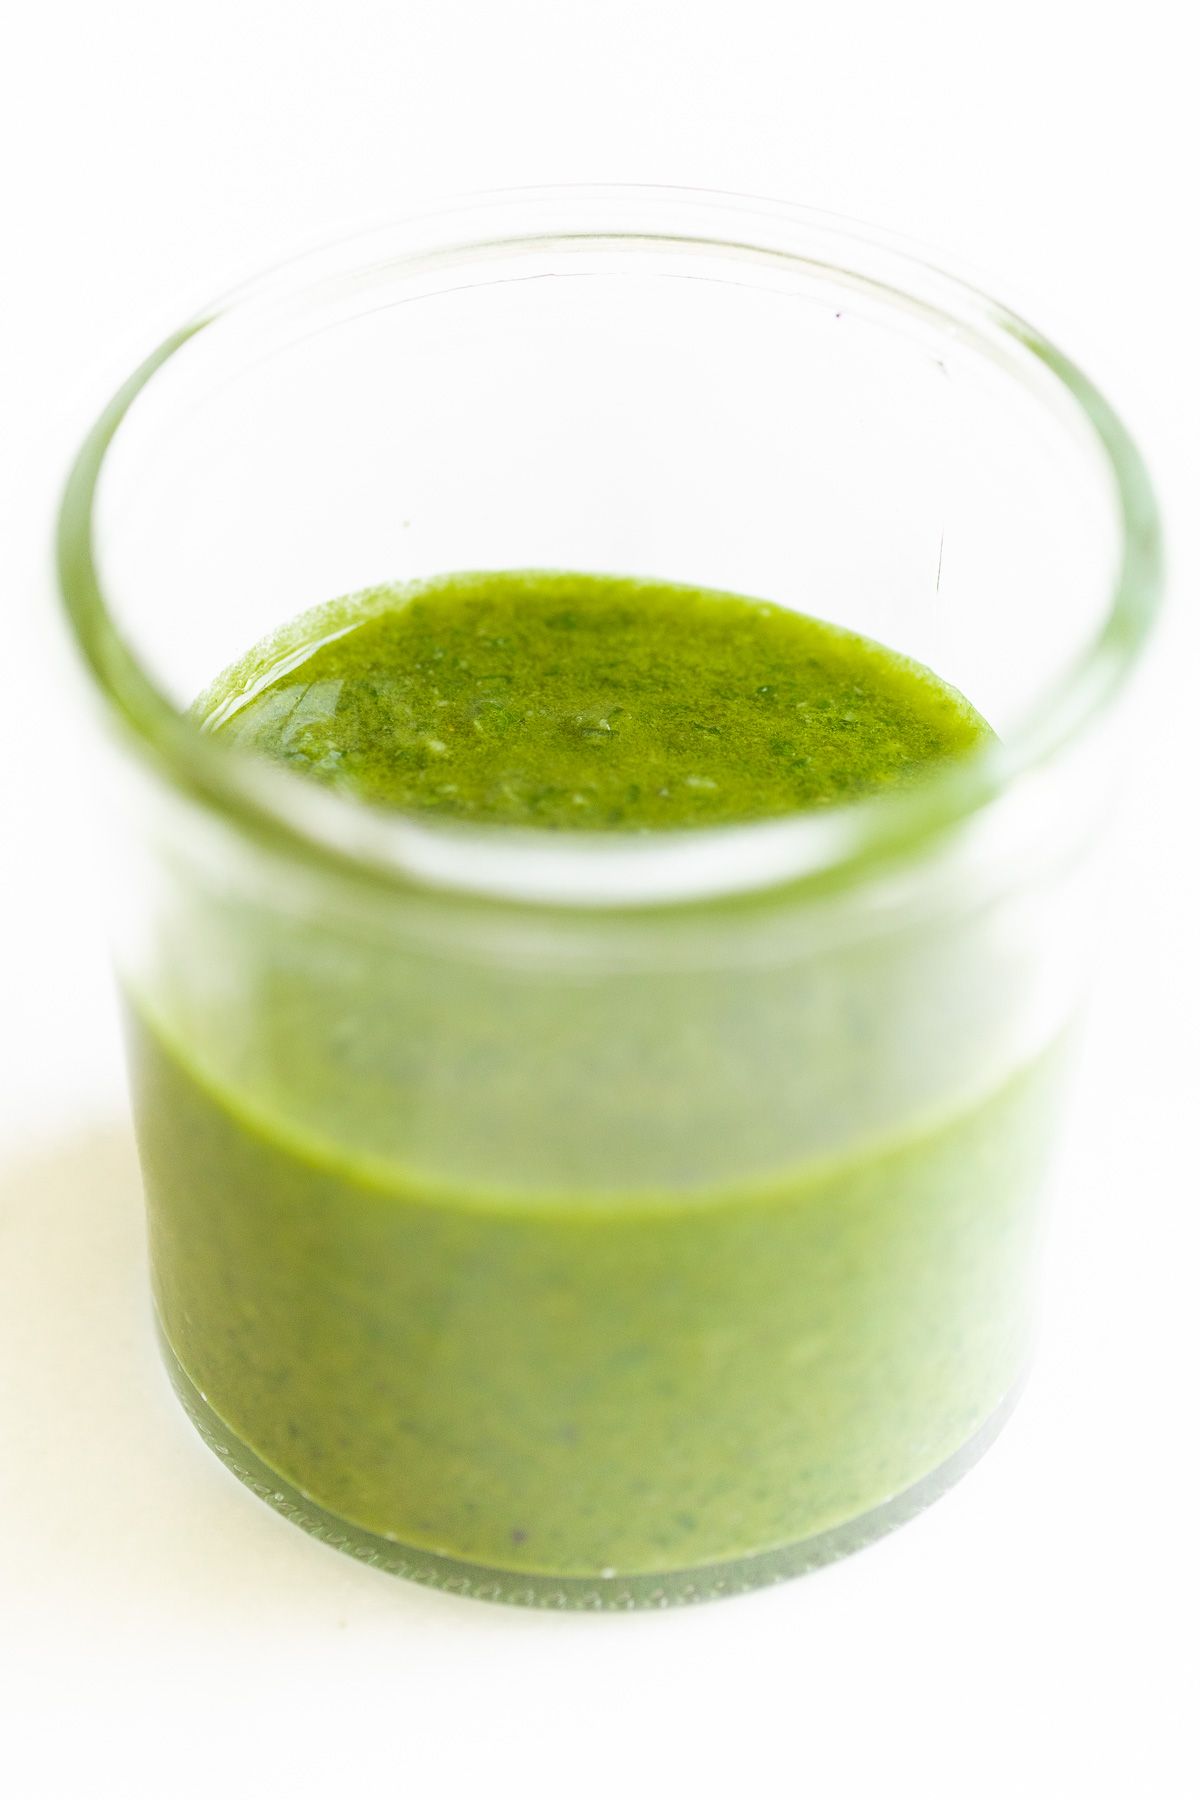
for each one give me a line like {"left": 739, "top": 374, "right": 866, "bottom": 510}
{"left": 55, "top": 183, "right": 1163, "bottom": 910}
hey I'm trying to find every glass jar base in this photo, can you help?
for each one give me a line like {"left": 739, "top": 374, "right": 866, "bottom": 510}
{"left": 158, "top": 1325, "right": 1022, "bottom": 1611}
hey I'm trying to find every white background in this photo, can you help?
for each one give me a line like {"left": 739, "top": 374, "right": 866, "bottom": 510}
{"left": 1, "top": 3, "right": 1197, "bottom": 1795}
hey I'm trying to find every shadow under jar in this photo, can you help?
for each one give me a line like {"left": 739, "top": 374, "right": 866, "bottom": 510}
{"left": 57, "top": 188, "right": 1161, "bottom": 1607}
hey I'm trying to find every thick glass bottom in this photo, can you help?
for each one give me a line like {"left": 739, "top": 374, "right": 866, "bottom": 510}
{"left": 159, "top": 1323, "right": 1022, "bottom": 1610}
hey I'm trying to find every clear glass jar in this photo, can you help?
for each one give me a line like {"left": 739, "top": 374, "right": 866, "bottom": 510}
{"left": 57, "top": 188, "right": 1161, "bottom": 1607}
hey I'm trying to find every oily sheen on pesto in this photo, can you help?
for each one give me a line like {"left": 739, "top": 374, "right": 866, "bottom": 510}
{"left": 209, "top": 570, "right": 987, "bottom": 827}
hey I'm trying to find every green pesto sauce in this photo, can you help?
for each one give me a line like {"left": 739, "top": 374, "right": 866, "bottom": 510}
{"left": 134, "top": 1018, "right": 1058, "bottom": 1586}
{"left": 204, "top": 571, "right": 988, "bottom": 827}
{"left": 129, "top": 571, "right": 1056, "bottom": 1597}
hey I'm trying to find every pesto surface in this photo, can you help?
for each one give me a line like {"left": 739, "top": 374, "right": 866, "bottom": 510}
{"left": 208, "top": 571, "right": 987, "bottom": 827}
